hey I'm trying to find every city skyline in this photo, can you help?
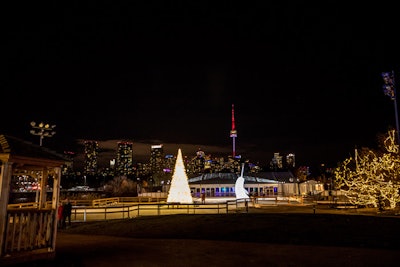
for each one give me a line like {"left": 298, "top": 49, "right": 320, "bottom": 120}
{"left": 4, "top": 2, "right": 400, "bottom": 169}
{"left": 73, "top": 138, "right": 296, "bottom": 172}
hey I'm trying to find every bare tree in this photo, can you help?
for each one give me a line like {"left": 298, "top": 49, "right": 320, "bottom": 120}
{"left": 104, "top": 176, "right": 137, "bottom": 197}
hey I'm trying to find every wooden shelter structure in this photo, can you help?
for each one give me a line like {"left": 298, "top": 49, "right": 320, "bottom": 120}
{"left": 0, "top": 134, "right": 71, "bottom": 265}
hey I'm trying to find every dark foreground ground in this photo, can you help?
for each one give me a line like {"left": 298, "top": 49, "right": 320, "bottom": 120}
{"left": 8, "top": 205, "right": 400, "bottom": 267}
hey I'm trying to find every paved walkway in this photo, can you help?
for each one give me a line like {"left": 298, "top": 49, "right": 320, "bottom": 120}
{"left": 10, "top": 205, "right": 400, "bottom": 267}
{"left": 40, "top": 232, "right": 398, "bottom": 267}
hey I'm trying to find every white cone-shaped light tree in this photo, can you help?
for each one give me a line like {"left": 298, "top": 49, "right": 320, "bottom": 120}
{"left": 167, "top": 148, "right": 193, "bottom": 204}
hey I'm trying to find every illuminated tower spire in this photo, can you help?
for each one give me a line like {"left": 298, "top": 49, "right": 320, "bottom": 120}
{"left": 230, "top": 104, "right": 237, "bottom": 157}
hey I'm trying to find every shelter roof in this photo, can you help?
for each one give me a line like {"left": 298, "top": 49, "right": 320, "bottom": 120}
{"left": 0, "top": 134, "right": 71, "bottom": 167}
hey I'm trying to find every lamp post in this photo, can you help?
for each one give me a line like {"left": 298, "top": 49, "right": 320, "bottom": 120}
{"left": 30, "top": 121, "right": 56, "bottom": 146}
{"left": 382, "top": 70, "right": 400, "bottom": 144}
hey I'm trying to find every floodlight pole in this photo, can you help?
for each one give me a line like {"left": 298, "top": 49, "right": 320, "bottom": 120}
{"left": 30, "top": 121, "right": 56, "bottom": 146}
{"left": 382, "top": 71, "right": 400, "bottom": 144}
{"left": 394, "top": 95, "right": 400, "bottom": 144}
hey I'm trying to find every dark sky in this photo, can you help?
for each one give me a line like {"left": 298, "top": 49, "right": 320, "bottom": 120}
{"left": 3, "top": 2, "right": 400, "bottom": 169}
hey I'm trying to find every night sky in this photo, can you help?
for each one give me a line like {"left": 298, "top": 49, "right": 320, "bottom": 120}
{"left": 4, "top": 2, "right": 400, "bottom": 170}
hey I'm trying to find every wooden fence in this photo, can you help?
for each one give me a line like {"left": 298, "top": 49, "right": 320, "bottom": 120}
{"left": 3, "top": 209, "right": 55, "bottom": 256}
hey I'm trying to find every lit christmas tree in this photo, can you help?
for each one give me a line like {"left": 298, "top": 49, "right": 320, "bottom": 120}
{"left": 167, "top": 148, "right": 193, "bottom": 204}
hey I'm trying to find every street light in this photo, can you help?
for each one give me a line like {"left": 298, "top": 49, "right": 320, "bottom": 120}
{"left": 30, "top": 121, "right": 56, "bottom": 146}
{"left": 382, "top": 70, "right": 400, "bottom": 144}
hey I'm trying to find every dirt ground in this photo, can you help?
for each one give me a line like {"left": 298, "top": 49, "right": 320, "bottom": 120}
{"left": 8, "top": 205, "right": 400, "bottom": 267}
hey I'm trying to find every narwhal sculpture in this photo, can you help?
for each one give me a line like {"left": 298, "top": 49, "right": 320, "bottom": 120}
{"left": 234, "top": 163, "right": 249, "bottom": 200}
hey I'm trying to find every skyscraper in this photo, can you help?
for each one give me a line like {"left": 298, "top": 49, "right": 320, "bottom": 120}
{"left": 150, "top": 144, "right": 164, "bottom": 174}
{"left": 286, "top": 153, "right": 296, "bottom": 168}
{"left": 116, "top": 141, "right": 134, "bottom": 176}
{"left": 83, "top": 140, "right": 99, "bottom": 175}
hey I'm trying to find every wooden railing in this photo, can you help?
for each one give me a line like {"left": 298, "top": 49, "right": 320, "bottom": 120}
{"left": 117, "top": 196, "right": 168, "bottom": 203}
{"left": 3, "top": 209, "right": 55, "bottom": 255}
{"left": 7, "top": 202, "right": 41, "bottom": 209}
{"left": 92, "top": 197, "right": 119, "bottom": 207}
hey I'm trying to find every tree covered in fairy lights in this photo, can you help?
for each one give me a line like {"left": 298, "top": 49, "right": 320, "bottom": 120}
{"left": 334, "top": 130, "right": 400, "bottom": 209}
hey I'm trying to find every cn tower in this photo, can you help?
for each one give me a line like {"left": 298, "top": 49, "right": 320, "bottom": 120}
{"left": 230, "top": 104, "right": 237, "bottom": 157}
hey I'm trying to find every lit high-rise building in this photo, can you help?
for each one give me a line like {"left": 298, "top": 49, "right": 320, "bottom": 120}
{"left": 150, "top": 144, "right": 164, "bottom": 174}
{"left": 83, "top": 140, "right": 99, "bottom": 175}
{"left": 116, "top": 141, "right": 134, "bottom": 176}
{"left": 271, "top": 152, "right": 283, "bottom": 170}
{"left": 286, "top": 153, "right": 296, "bottom": 168}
